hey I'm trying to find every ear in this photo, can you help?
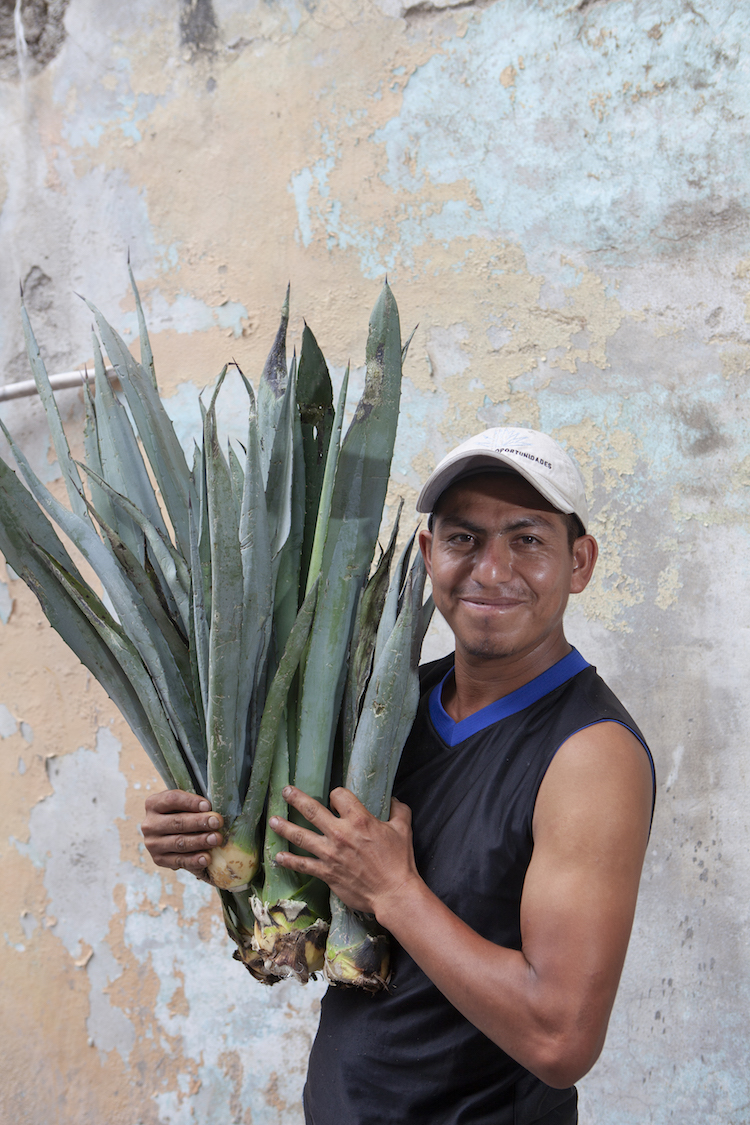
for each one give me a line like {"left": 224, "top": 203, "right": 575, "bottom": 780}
{"left": 569, "top": 534, "right": 598, "bottom": 594}
{"left": 418, "top": 527, "right": 434, "bottom": 579}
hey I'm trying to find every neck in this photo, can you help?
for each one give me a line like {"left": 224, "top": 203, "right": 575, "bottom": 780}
{"left": 442, "top": 632, "right": 572, "bottom": 723}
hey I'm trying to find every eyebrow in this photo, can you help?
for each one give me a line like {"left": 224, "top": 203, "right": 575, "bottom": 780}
{"left": 436, "top": 513, "right": 559, "bottom": 535}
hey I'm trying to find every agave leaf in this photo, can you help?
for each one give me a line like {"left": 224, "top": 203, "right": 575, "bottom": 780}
{"left": 205, "top": 370, "right": 245, "bottom": 821}
{"left": 90, "top": 333, "right": 169, "bottom": 562}
{"left": 257, "top": 285, "right": 289, "bottom": 484}
{"left": 0, "top": 456, "right": 176, "bottom": 782}
{"left": 88, "top": 502, "right": 193, "bottom": 688}
{"left": 91, "top": 348, "right": 144, "bottom": 569}
{"left": 259, "top": 718, "right": 329, "bottom": 919}
{"left": 265, "top": 359, "right": 296, "bottom": 567}
{"left": 345, "top": 552, "right": 428, "bottom": 821}
{"left": 86, "top": 299, "right": 197, "bottom": 556}
{"left": 343, "top": 502, "right": 402, "bottom": 763}
{"left": 272, "top": 389, "right": 305, "bottom": 789}
{"left": 305, "top": 366, "right": 349, "bottom": 597}
{"left": 87, "top": 503, "right": 208, "bottom": 788}
{"left": 231, "top": 371, "right": 274, "bottom": 771}
{"left": 0, "top": 417, "right": 208, "bottom": 792}
{"left": 19, "top": 304, "right": 90, "bottom": 523}
{"left": 296, "top": 322, "right": 334, "bottom": 592}
{"left": 82, "top": 374, "right": 118, "bottom": 532}
{"left": 128, "top": 259, "right": 157, "bottom": 389}
{"left": 37, "top": 546, "right": 195, "bottom": 793}
{"left": 371, "top": 527, "right": 416, "bottom": 675}
{"left": 237, "top": 579, "right": 318, "bottom": 837}
{"left": 401, "top": 323, "right": 418, "bottom": 364}
{"left": 273, "top": 379, "right": 305, "bottom": 658}
{"left": 77, "top": 463, "right": 190, "bottom": 636}
{"left": 294, "top": 281, "right": 403, "bottom": 807}
{"left": 229, "top": 443, "right": 244, "bottom": 519}
{"left": 188, "top": 498, "right": 210, "bottom": 721}
{"left": 420, "top": 593, "right": 436, "bottom": 643}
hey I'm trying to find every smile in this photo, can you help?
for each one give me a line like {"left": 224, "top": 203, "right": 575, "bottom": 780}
{"left": 458, "top": 597, "right": 527, "bottom": 610}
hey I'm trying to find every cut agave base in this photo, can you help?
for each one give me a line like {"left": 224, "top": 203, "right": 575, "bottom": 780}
{"left": 250, "top": 896, "right": 328, "bottom": 983}
{"left": 207, "top": 840, "right": 260, "bottom": 891}
{"left": 233, "top": 939, "right": 287, "bottom": 985}
{"left": 324, "top": 901, "right": 390, "bottom": 993}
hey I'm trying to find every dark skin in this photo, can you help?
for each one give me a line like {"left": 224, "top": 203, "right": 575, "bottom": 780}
{"left": 142, "top": 474, "right": 653, "bottom": 1088}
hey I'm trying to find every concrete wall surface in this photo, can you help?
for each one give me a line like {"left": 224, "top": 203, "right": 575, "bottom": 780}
{"left": 0, "top": 0, "right": 748, "bottom": 1121}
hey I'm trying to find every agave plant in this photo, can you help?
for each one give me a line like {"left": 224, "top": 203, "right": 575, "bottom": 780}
{"left": 0, "top": 269, "right": 430, "bottom": 986}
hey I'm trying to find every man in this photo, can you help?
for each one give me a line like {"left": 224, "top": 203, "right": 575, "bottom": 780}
{"left": 142, "top": 427, "right": 655, "bottom": 1125}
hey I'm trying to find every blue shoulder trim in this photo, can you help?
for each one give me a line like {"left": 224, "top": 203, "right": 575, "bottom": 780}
{"left": 429, "top": 648, "right": 591, "bottom": 749}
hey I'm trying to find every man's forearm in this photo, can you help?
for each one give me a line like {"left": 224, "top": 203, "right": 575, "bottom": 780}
{"left": 372, "top": 872, "right": 607, "bottom": 1089}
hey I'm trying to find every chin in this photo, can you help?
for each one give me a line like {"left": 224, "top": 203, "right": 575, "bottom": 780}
{"left": 460, "top": 638, "right": 518, "bottom": 660}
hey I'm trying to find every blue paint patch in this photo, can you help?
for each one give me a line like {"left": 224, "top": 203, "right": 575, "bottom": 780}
{"left": 118, "top": 291, "right": 250, "bottom": 341}
{"left": 0, "top": 580, "right": 12, "bottom": 625}
{"left": 163, "top": 366, "right": 258, "bottom": 456}
{"left": 314, "top": 1, "right": 750, "bottom": 275}
{"left": 392, "top": 376, "right": 451, "bottom": 490}
{"left": 290, "top": 166, "right": 314, "bottom": 246}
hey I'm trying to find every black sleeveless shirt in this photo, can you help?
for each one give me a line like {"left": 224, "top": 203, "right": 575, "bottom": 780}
{"left": 304, "top": 650, "right": 653, "bottom": 1125}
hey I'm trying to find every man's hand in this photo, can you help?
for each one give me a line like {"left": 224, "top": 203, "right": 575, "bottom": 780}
{"left": 141, "top": 790, "right": 224, "bottom": 876}
{"left": 270, "top": 786, "right": 421, "bottom": 917}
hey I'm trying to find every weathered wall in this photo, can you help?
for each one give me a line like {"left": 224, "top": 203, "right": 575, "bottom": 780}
{"left": 1, "top": 1, "right": 748, "bottom": 1121}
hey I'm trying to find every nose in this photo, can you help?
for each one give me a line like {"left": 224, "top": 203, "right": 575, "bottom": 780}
{"left": 472, "top": 536, "right": 513, "bottom": 586}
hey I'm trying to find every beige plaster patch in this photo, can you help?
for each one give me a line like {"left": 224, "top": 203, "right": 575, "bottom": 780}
{"left": 655, "top": 564, "right": 682, "bottom": 610}
{"left": 717, "top": 345, "right": 750, "bottom": 380}
{"left": 732, "top": 454, "right": 750, "bottom": 490}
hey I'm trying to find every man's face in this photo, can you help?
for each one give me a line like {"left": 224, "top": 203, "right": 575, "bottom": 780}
{"left": 419, "top": 473, "right": 595, "bottom": 664}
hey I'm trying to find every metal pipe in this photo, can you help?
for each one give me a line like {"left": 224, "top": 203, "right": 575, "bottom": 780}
{"left": 0, "top": 368, "right": 117, "bottom": 404}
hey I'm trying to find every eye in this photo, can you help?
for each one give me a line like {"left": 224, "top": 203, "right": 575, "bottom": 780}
{"left": 517, "top": 535, "right": 540, "bottom": 546}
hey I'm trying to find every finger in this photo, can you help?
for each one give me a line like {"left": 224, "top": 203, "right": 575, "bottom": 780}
{"left": 147, "top": 830, "right": 223, "bottom": 858}
{"left": 389, "top": 796, "right": 413, "bottom": 827}
{"left": 273, "top": 850, "right": 327, "bottom": 880}
{"left": 156, "top": 850, "right": 213, "bottom": 873}
{"left": 269, "top": 814, "right": 327, "bottom": 857}
{"left": 145, "top": 789, "right": 212, "bottom": 815}
{"left": 281, "top": 786, "right": 336, "bottom": 830}
{"left": 328, "top": 786, "right": 367, "bottom": 817}
{"left": 141, "top": 808, "right": 224, "bottom": 840}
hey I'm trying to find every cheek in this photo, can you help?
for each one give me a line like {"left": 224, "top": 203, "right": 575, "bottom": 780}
{"left": 427, "top": 559, "right": 462, "bottom": 608}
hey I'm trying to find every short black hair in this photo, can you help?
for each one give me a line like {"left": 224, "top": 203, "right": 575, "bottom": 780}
{"left": 427, "top": 504, "right": 585, "bottom": 551}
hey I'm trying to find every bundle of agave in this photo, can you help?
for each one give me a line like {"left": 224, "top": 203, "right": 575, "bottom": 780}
{"left": 0, "top": 267, "right": 431, "bottom": 987}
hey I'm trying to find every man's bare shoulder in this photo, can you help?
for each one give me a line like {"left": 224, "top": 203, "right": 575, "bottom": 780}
{"left": 532, "top": 720, "right": 654, "bottom": 880}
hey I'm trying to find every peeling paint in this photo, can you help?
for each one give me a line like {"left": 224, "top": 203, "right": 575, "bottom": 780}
{"left": 2, "top": 1, "right": 750, "bottom": 1122}
{"left": 0, "top": 703, "right": 18, "bottom": 738}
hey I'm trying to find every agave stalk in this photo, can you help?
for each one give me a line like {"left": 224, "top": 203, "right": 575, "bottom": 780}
{"left": 249, "top": 282, "right": 406, "bottom": 982}
{"left": 0, "top": 270, "right": 419, "bottom": 989}
{"left": 325, "top": 545, "right": 433, "bottom": 991}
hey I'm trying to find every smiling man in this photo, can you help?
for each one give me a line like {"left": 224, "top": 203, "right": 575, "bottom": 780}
{"left": 142, "top": 427, "right": 655, "bottom": 1125}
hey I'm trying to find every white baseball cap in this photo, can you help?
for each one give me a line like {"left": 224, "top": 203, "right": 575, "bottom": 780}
{"left": 416, "top": 426, "right": 589, "bottom": 530}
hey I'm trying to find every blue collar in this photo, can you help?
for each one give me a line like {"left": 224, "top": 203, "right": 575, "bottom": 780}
{"left": 429, "top": 648, "right": 591, "bottom": 748}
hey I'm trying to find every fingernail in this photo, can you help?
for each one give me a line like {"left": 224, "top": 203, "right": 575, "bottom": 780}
{"left": 199, "top": 801, "right": 210, "bottom": 811}
{"left": 207, "top": 834, "right": 219, "bottom": 846}
{"left": 282, "top": 786, "right": 292, "bottom": 798}
{"left": 269, "top": 816, "right": 279, "bottom": 828}
{"left": 198, "top": 855, "right": 208, "bottom": 866}
{"left": 208, "top": 816, "right": 219, "bottom": 829}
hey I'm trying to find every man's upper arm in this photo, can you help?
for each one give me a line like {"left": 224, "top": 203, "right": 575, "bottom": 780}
{"left": 520, "top": 721, "right": 654, "bottom": 1075}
